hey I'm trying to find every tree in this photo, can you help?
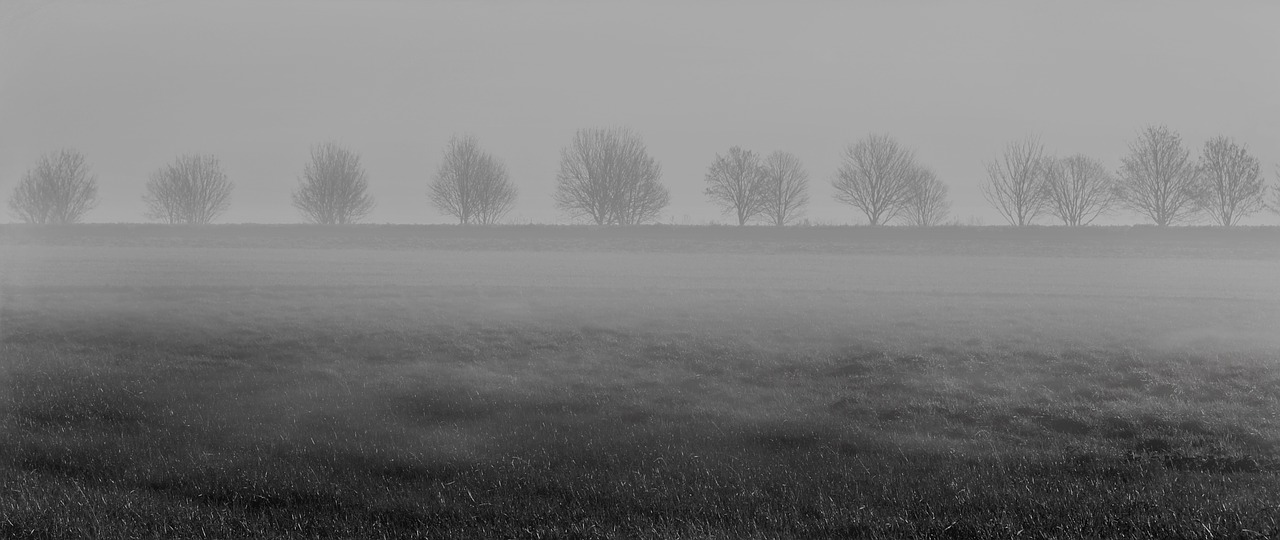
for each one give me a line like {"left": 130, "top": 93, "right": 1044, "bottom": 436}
{"left": 832, "top": 134, "right": 918, "bottom": 226}
{"left": 1197, "top": 136, "right": 1264, "bottom": 226}
{"left": 8, "top": 149, "right": 98, "bottom": 224}
{"left": 1042, "top": 154, "right": 1116, "bottom": 226}
{"left": 759, "top": 151, "right": 809, "bottom": 226}
{"left": 704, "top": 146, "right": 766, "bottom": 226}
{"left": 142, "top": 154, "right": 233, "bottom": 224}
{"left": 1115, "top": 126, "right": 1201, "bottom": 226}
{"left": 292, "top": 142, "right": 375, "bottom": 224}
{"left": 981, "top": 136, "right": 1046, "bottom": 226}
{"left": 429, "top": 135, "right": 517, "bottom": 225}
{"left": 1273, "top": 169, "right": 1280, "bottom": 215}
{"left": 899, "top": 166, "right": 950, "bottom": 227}
{"left": 553, "top": 127, "right": 669, "bottom": 225}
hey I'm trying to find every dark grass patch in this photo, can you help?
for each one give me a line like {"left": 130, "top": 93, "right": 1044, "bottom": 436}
{"left": 388, "top": 389, "right": 514, "bottom": 424}
{"left": 5, "top": 435, "right": 1280, "bottom": 539}
{"left": 4, "top": 287, "right": 1280, "bottom": 537}
{"left": 738, "top": 425, "right": 831, "bottom": 453}
{"left": 6, "top": 374, "right": 163, "bottom": 433}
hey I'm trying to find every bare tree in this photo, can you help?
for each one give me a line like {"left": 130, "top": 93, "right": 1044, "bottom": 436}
{"left": 8, "top": 149, "right": 98, "bottom": 224}
{"left": 759, "top": 151, "right": 809, "bottom": 226}
{"left": 1115, "top": 126, "right": 1201, "bottom": 226}
{"left": 831, "top": 134, "right": 918, "bottom": 226}
{"left": 704, "top": 146, "right": 766, "bottom": 226}
{"left": 899, "top": 166, "right": 950, "bottom": 226}
{"left": 1042, "top": 154, "right": 1116, "bottom": 226}
{"left": 553, "top": 127, "right": 669, "bottom": 225}
{"left": 1197, "top": 136, "right": 1265, "bottom": 226}
{"left": 1273, "top": 168, "right": 1280, "bottom": 215}
{"left": 292, "top": 142, "right": 375, "bottom": 224}
{"left": 429, "top": 135, "right": 517, "bottom": 225}
{"left": 142, "top": 154, "right": 233, "bottom": 224}
{"left": 981, "top": 136, "right": 1046, "bottom": 226}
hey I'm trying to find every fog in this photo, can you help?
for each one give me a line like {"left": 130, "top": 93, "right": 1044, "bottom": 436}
{"left": 6, "top": 3, "right": 1280, "bottom": 534}
{"left": 2, "top": 0, "right": 1277, "bottom": 225}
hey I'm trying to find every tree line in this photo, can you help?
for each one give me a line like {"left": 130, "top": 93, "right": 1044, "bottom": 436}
{"left": 8, "top": 125, "right": 1280, "bottom": 226}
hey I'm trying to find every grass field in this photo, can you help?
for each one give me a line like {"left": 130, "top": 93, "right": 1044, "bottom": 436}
{"left": 2, "top": 225, "right": 1279, "bottom": 538}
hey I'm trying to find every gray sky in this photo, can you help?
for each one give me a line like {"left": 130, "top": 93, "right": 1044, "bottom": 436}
{"left": 2, "top": 0, "right": 1277, "bottom": 225}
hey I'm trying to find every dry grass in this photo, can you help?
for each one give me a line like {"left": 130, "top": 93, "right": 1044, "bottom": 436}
{"left": 1, "top": 226, "right": 1278, "bottom": 538}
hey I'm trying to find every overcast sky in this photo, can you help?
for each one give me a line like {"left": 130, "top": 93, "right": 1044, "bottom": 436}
{"left": 2, "top": 0, "right": 1277, "bottom": 225}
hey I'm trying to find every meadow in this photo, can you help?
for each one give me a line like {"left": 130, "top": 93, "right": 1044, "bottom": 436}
{"left": 1, "top": 225, "right": 1279, "bottom": 539}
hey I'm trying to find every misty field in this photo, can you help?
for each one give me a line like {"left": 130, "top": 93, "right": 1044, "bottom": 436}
{"left": 2, "top": 226, "right": 1279, "bottom": 539}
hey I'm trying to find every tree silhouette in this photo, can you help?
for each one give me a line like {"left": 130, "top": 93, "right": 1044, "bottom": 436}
{"left": 8, "top": 149, "right": 98, "bottom": 224}
{"left": 832, "top": 134, "right": 919, "bottom": 226}
{"left": 143, "top": 154, "right": 233, "bottom": 224}
{"left": 429, "top": 135, "right": 517, "bottom": 225}
{"left": 292, "top": 142, "right": 375, "bottom": 224}
{"left": 704, "top": 146, "right": 766, "bottom": 226}
{"left": 982, "top": 136, "right": 1046, "bottom": 226}
{"left": 759, "top": 151, "right": 809, "bottom": 226}
{"left": 1115, "top": 126, "right": 1201, "bottom": 226}
{"left": 553, "top": 127, "right": 669, "bottom": 225}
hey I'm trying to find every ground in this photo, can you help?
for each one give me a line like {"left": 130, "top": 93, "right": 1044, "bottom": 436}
{"left": 1, "top": 225, "right": 1278, "bottom": 539}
